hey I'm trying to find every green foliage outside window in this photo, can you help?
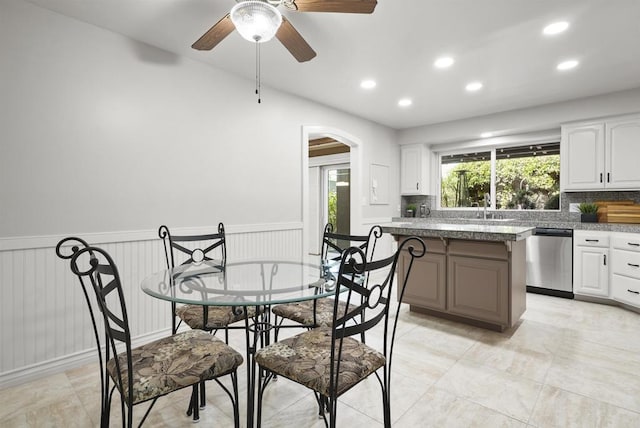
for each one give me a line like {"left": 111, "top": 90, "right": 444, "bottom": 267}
{"left": 328, "top": 191, "right": 337, "bottom": 227}
{"left": 441, "top": 154, "right": 560, "bottom": 210}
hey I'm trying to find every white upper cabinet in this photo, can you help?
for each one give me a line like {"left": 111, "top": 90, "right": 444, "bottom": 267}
{"left": 400, "top": 144, "right": 429, "bottom": 195}
{"left": 606, "top": 116, "right": 640, "bottom": 189}
{"left": 561, "top": 114, "right": 640, "bottom": 191}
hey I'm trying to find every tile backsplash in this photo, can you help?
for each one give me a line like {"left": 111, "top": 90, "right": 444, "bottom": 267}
{"left": 401, "top": 191, "right": 640, "bottom": 221}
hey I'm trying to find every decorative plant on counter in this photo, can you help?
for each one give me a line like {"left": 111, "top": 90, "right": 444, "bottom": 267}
{"left": 578, "top": 202, "right": 598, "bottom": 223}
{"left": 406, "top": 203, "right": 417, "bottom": 217}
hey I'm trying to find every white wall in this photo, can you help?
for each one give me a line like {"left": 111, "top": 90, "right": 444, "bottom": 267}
{"left": 0, "top": 0, "right": 399, "bottom": 240}
{"left": 399, "top": 88, "right": 640, "bottom": 146}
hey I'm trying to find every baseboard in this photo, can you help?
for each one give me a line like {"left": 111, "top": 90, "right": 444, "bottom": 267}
{"left": 0, "top": 328, "right": 171, "bottom": 389}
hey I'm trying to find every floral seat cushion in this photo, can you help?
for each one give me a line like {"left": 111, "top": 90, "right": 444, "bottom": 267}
{"left": 255, "top": 327, "right": 385, "bottom": 397}
{"left": 176, "top": 304, "right": 260, "bottom": 330}
{"left": 272, "top": 298, "right": 357, "bottom": 327}
{"left": 106, "top": 330, "right": 243, "bottom": 404}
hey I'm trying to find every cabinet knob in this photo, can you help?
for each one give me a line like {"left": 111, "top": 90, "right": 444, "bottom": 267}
{"left": 416, "top": 182, "right": 419, "bottom": 190}
{"left": 607, "top": 172, "right": 610, "bottom": 183}
{"left": 600, "top": 173, "right": 603, "bottom": 183}
{"left": 628, "top": 289, "right": 640, "bottom": 295}
{"left": 586, "top": 239, "right": 599, "bottom": 242}
{"left": 628, "top": 263, "right": 640, "bottom": 268}
{"left": 603, "top": 254, "right": 607, "bottom": 265}
{"left": 628, "top": 242, "right": 640, "bottom": 247}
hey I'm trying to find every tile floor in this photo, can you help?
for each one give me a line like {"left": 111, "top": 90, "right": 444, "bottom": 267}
{"left": 1, "top": 293, "right": 639, "bottom": 427}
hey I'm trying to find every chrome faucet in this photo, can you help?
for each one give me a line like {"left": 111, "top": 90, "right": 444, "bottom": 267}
{"left": 483, "top": 193, "right": 491, "bottom": 220}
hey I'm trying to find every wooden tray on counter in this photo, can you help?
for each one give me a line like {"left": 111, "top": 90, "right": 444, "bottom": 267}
{"left": 606, "top": 204, "right": 640, "bottom": 224}
{"left": 595, "top": 200, "right": 635, "bottom": 223}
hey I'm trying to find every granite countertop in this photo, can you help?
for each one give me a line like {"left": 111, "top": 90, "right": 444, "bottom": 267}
{"left": 382, "top": 222, "right": 535, "bottom": 242}
{"left": 390, "top": 217, "right": 640, "bottom": 234}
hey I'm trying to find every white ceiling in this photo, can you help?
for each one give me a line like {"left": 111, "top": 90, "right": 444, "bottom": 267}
{"left": 25, "top": 0, "right": 640, "bottom": 130}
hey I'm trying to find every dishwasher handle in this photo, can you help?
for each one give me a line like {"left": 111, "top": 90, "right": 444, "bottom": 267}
{"left": 534, "top": 228, "right": 573, "bottom": 237}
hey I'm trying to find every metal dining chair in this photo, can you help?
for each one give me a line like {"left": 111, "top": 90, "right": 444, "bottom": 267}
{"left": 56, "top": 237, "right": 243, "bottom": 428}
{"left": 158, "top": 223, "right": 260, "bottom": 341}
{"left": 255, "top": 236, "right": 426, "bottom": 427}
{"left": 271, "top": 224, "right": 383, "bottom": 340}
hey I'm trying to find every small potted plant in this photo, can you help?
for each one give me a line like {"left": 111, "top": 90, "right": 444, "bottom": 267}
{"left": 406, "top": 203, "right": 417, "bottom": 217}
{"left": 578, "top": 202, "right": 598, "bottom": 223}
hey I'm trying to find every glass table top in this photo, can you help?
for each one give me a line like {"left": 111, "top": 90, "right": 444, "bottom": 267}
{"left": 141, "top": 259, "right": 339, "bottom": 306}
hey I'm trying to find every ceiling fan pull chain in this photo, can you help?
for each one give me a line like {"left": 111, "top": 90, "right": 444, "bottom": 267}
{"left": 255, "top": 40, "right": 262, "bottom": 104}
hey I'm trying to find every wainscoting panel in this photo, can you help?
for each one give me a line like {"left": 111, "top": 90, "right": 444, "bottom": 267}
{"left": 0, "top": 223, "right": 302, "bottom": 388}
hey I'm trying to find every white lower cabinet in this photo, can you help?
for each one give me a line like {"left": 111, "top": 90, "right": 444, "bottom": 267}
{"left": 610, "top": 233, "right": 640, "bottom": 308}
{"left": 574, "top": 230, "right": 640, "bottom": 309}
{"left": 573, "top": 231, "right": 610, "bottom": 297}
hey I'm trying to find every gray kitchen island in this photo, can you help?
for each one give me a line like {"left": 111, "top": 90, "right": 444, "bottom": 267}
{"left": 383, "top": 222, "right": 534, "bottom": 331}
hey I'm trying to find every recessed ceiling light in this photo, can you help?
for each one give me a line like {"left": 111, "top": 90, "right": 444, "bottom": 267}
{"left": 398, "top": 98, "right": 412, "bottom": 107}
{"left": 480, "top": 132, "right": 493, "bottom": 138}
{"left": 543, "top": 21, "right": 569, "bottom": 35}
{"left": 360, "top": 79, "right": 376, "bottom": 89}
{"left": 465, "top": 82, "right": 483, "bottom": 92}
{"left": 557, "top": 60, "right": 579, "bottom": 71}
{"left": 434, "top": 56, "right": 454, "bottom": 69}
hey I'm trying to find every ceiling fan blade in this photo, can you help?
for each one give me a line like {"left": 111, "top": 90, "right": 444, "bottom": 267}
{"left": 192, "top": 14, "right": 235, "bottom": 50}
{"left": 276, "top": 17, "right": 317, "bottom": 62}
{"left": 292, "top": 0, "right": 377, "bottom": 14}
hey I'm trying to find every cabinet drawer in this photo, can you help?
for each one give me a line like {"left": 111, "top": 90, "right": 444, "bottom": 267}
{"left": 574, "top": 234, "right": 609, "bottom": 247}
{"left": 611, "top": 274, "right": 640, "bottom": 308}
{"left": 612, "top": 235, "right": 640, "bottom": 252}
{"left": 612, "top": 249, "right": 640, "bottom": 279}
{"left": 448, "top": 240, "right": 508, "bottom": 260}
{"left": 399, "top": 236, "right": 446, "bottom": 254}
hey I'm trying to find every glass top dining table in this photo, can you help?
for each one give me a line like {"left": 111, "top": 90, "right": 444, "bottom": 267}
{"left": 141, "top": 258, "right": 340, "bottom": 427}
{"left": 141, "top": 259, "right": 339, "bottom": 306}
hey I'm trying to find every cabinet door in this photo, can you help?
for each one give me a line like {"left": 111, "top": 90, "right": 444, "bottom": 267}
{"left": 400, "top": 144, "right": 428, "bottom": 195}
{"left": 447, "top": 256, "right": 509, "bottom": 325}
{"left": 573, "top": 246, "right": 609, "bottom": 297}
{"left": 606, "top": 115, "right": 640, "bottom": 189}
{"left": 561, "top": 123, "right": 605, "bottom": 191}
{"left": 397, "top": 250, "right": 446, "bottom": 310}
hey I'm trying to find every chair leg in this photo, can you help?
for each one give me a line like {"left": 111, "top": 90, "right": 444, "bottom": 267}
{"left": 187, "top": 384, "right": 200, "bottom": 421}
{"left": 232, "top": 371, "right": 240, "bottom": 428}
{"left": 273, "top": 314, "right": 278, "bottom": 341}
{"left": 200, "top": 380, "right": 206, "bottom": 408}
{"left": 382, "top": 379, "right": 391, "bottom": 428}
{"left": 256, "top": 368, "right": 264, "bottom": 428}
{"left": 192, "top": 384, "right": 200, "bottom": 421}
{"left": 328, "top": 395, "right": 338, "bottom": 428}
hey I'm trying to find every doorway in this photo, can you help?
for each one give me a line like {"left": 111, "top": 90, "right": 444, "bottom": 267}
{"left": 323, "top": 164, "right": 351, "bottom": 236}
{"left": 302, "top": 126, "right": 362, "bottom": 258}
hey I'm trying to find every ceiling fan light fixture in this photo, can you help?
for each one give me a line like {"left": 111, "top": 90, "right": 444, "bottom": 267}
{"left": 230, "top": 1, "right": 283, "bottom": 43}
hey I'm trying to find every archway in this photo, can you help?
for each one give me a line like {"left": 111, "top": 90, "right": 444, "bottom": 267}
{"left": 301, "top": 125, "right": 362, "bottom": 258}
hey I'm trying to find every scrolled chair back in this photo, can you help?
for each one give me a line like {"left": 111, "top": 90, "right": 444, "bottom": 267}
{"left": 328, "top": 236, "right": 426, "bottom": 393}
{"left": 158, "top": 223, "right": 226, "bottom": 270}
{"left": 321, "top": 223, "right": 383, "bottom": 264}
{"left": 56, "top": 238, "right": 135, "bottom": 413}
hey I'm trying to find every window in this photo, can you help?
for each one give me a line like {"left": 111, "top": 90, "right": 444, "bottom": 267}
{"left": 440, "top": 142, "right": 560, "bottom": 210}
{"left": 441, "top": 151, "right": 490, "bottom": 208}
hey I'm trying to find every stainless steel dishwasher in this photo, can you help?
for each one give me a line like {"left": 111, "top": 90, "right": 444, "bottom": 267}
{"left": 526, "top": 227, "right": 574, "bottom": 298}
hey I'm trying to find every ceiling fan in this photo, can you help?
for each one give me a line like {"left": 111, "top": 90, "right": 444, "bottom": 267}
{"left": 191, "top": 0, "right": 378, "bottom": 62}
